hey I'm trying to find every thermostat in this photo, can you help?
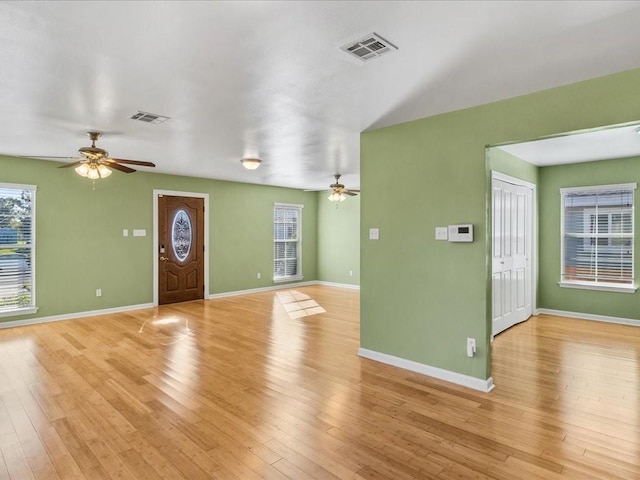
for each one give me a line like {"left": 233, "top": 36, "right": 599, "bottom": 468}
{"left": 448, "top": 224, "right": 473, "bottom": 242}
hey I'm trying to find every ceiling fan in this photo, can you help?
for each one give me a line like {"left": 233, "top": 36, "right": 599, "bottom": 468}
{"left": 327, "top": 174, "right": 359, "bottom": 202}
{"left": 53, "top": 131, "right": 156, "bottom": 179}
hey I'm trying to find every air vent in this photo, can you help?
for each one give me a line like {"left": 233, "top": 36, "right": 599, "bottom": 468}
{"left": 340, "top": 33, "right": 397, "bottom": 62}
{"left": 130, "top": 111, "right": 170, "bottom": 125}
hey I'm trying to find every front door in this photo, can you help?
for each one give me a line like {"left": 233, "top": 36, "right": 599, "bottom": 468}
{"left": 158, "top": 195, "right": 205, "bottom": 305}
{"left": 492, "top": 176, "right": 533, "bottom": 336}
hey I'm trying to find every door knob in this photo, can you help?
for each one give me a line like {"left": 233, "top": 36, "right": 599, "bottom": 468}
{"left": 160, "top": 256, "right": 168, "bottom": 261}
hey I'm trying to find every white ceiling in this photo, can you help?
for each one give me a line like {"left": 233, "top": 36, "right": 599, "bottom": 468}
{"left": 2, "top": 1, "right": 640, "bottom": 190}
{"left": 496, "top": 123, "right": 640, "bottom": 166}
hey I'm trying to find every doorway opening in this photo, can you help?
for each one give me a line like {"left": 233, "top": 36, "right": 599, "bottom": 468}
{"left": 486, "top": 119, "right": 640, "bottom": 388}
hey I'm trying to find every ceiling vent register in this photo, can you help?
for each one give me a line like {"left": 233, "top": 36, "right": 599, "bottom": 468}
{"left": 130, "top": 111, "right": 170, "bottom": 124}
{"left": 340, "top": 33, "right": 397, "bottom": 62}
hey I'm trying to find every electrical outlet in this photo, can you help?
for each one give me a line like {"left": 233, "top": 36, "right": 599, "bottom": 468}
{"left": 96, "top": 288, "right": 102, "bottom": 297}
{"left": 369, "top": 228, "right": 379, "bottom": 240}
{"left": 349, "top": 270, "right": 353, "bottom": 277}
{"left": 257, "top": 272, "right": 261, "bottom": 279}
{"left": 466, "top": 338, "right": 476, "bottom": 357}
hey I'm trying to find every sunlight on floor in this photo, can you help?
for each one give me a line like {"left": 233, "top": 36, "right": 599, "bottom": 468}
{"left": 275, "top": 290, "right": 326, "bottom": 319}
{"left": 137, "top": 314, "right": 192, "bottom": 345}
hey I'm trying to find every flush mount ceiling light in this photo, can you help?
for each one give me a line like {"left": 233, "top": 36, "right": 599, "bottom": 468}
{"left": 240, "top": 158, "right": 261, "bottom": 170}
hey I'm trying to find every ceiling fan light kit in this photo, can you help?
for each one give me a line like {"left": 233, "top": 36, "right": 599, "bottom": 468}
{"left": 74, "top": 163, "right": 90, "bottom": 177}
{"left": 51, "top": 131, "right": 156, "bottom": 188}
{"left": 75, "top": 162, "right": 112, "bottom": 179}
{"left": 327, "top": 174, "right": 359, "bottom": 202}
{"left": 240, "top": 157, "right": 262, "bottom": 170}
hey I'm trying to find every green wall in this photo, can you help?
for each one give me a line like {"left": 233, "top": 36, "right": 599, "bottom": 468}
{"left": 361, "top": 67, "right": 640, "bottom": 381}
{"left": 0, "top": 154, "right": 318, "bottom": 322}
{"left": 317, "top": 192, "right": 360, "bottom": 286}
{"left": 488, "top": 147, "right": 539, "bottom": 185}
{"left": 539, "top": 156, "right": 640, "bottom": 319}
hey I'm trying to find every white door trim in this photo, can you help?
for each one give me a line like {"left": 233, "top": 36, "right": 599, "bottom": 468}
{"left": 490, "top": 171, "right": 537, "bottom": 337}
{"left": 153, "top": 189, "right": 210, "bottom": 306}
{"left": 492, "top": 171, "right": 536, "bottom": 191}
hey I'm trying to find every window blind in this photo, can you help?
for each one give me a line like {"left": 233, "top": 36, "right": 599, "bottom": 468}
{"left": 561, "top": 184, "right": 635, "bottom": 286}
{"left": 0, "top": 185, "right": 35, "bottom": 313}
{"left": 273, "top": 204, "right": 301, "bottom": 280}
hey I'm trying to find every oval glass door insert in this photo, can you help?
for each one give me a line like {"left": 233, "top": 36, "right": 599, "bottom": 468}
{"left": 171, "top": 209, "right": 192, "bottom": 262}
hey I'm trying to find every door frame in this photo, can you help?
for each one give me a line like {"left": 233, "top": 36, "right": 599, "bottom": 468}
{"left": 153, "top": 189, "right": 209, "bottom": 306}
{"left": 490, "top": 171, "right": 538, "bottom": 339}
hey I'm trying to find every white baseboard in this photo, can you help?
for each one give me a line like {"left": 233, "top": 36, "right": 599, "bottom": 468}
{"left": 357, "top": 348, "right": 494, "bottom": 393}
{"left": 315, "top": 281, "right": 360, "bottom": 290}
{"left": 536, "top": 308, "right": 640, "bottom": 327}
{"left": 0, "top": 303, "right": 154, "bottom": 330}
{"left": 207, "top": 281, "right": 318, "bottom": 299}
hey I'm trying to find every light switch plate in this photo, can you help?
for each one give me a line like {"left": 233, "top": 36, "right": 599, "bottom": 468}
{"left": 123, "top": 229, "right": 129, "bottom": 237}
{"left": 133, "top": 229, "right": 146, "bottom": 237}
{"left": 435, "top": 227, "right": 448, "bottom": 240}
{"left": 369, "top": 228, "right": 379, "bottom": 240}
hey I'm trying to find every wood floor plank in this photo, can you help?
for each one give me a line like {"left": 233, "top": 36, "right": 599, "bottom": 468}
{"left": 122, "top": 431, "right": 189, "bottom": 480}
{"left": 0, "top": 431, "right": 36, "bottom": 480}
{"left": 0, "top": 288, "right": 639, "bottom": 478}
{"left": 50, "top": 416, "right": 109, "bottom": 478}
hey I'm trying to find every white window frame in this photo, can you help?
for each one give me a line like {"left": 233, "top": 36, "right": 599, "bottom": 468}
{"left": 560, "top": 183, "right": 636, "bottom": 293}
{"left": 273, "top": 203, "right": 303, "bottom": 283}
{"left": 0, "top": 183, "right": 37, "bottom": 317}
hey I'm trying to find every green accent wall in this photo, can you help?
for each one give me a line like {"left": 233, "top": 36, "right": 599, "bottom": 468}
{"left": 0, "top": 154, "right": 318, "bottom": 322}
{"left": 488, "top": 147, "right": 539, "bottom": 185}
{"left": 317, "top": 192, "right": 360, "bottom": 286}
{"left": 361, "top": 67, "right": 640, "bottom": 381}
{"left": 539, "top": 156, "right": 640, "bottom": 319}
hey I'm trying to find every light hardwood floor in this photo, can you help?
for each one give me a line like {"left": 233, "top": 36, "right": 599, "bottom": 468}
{"left": 0, "top": 285, "right": 639, "bottom": 479}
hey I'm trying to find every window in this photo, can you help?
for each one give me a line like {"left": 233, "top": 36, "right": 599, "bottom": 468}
{"left": 0, "top": 184, "right": 36, "bottom": 315}
{"left": 273, "top": 203, "right": 303, "bottom": 282}
{"left": 561, "top": 183, "right": 635, "bottom": 292}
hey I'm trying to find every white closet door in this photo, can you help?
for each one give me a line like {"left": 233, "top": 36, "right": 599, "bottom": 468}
{"left": 492, "top": 177, "right": 532, "bottom": 336}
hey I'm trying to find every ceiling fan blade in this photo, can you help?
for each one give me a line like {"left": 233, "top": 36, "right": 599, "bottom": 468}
{"left": 106, "top": 162, "right": 136, "bottom": 173}
{"left": 21, "top": 155, "right": 75, "bottom": 160}
{"left": 346, "top": 189, "right": 360, "bottom": 193}
{"left": 58, "top": 161, "right": 86, "bottom": 169}
{"left": 106, "top": 158, "right": 156, "bottom": 167}
{"left": 344, "top": 191, "right": 358, "bottom": 196}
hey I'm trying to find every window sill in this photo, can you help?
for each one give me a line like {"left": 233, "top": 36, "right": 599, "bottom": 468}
{"left": 273, "top": 275, "right": 304, "bottom": 284}
{"left": 0, "top": 306, "right": 38, "bottom": 318}
{"left": 558, "top": 281, "right": 636, "bottom": 294}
